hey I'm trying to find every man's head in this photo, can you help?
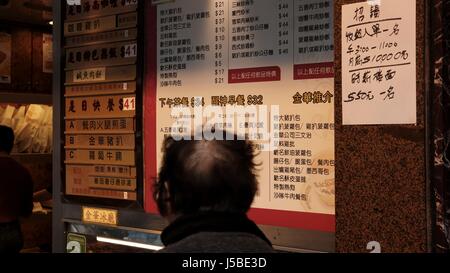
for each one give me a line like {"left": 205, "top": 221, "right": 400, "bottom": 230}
{"left": 0, "top": 125, "right": 14, "bottom": 154}
{"left": 154, "top": 131, "right": 259, "bottom": 218}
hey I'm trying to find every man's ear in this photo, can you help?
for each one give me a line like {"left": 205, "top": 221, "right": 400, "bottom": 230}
{"left": 162, "top": 181, "right": 171, "bottom": 200}
{"left": 164, "top": 182, "right": 180, "bottom": 222}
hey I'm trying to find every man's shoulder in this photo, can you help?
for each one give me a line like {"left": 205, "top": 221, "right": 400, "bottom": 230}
{"left": 159, "top": 232, "right": 274, "bottom": 253}
{"left": 0, "top": 157, "right": 31, "bottom": 178}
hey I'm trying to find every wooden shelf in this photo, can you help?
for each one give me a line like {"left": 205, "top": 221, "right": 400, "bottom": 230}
{"left": 0, "top": 92, "right": 52, "bottom": 105}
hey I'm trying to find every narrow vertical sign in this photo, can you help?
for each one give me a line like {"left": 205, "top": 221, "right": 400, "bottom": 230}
{"left": 0, "top": 32, "right": 11, "bottom": 83}
{"left": 43, "top": 34, "right": 53, "bottom": 73}
{"left": 341, "top": 0, "right": 416, "bottom": 125}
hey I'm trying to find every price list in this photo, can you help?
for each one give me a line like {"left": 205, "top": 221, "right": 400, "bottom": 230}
{"left": 155, "top": 0, "right": 335, "bottom": 216}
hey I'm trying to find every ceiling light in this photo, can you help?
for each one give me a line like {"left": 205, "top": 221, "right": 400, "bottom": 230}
{"left": 96, "top": 236, "right": 164, "bottom": 251}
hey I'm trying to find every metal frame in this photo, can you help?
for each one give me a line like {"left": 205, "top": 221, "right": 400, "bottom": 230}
{"left": 424, "top": 0, "right": 434, "bottom": 253}
{"left": 51, "top": 0, "right": 65, "bottom": 253}
{"left": 0, "top": 19, "right": 52, "bottom": 33}
{"left": 0, "top": 92, "right": 52, "bottom": 104}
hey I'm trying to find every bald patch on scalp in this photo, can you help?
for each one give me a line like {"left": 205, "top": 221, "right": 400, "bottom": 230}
{"left": 154, "top": 131, "right": 259, "bottom": 216}
{"left": 183, "top": 141, "right": 230, "bottom": 175}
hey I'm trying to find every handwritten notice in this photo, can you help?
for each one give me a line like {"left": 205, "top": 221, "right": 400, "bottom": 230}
{"left": 341, "top": 0, "right": 416, "bottom": 125}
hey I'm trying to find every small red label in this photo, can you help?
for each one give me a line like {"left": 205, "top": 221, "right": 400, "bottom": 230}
{"left": 294, "top": 62, "right": 334, "bottom": 80}
{"left": 229, "top": 66, "right": 281, "bottom": 84}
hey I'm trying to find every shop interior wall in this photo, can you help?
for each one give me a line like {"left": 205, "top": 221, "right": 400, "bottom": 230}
{"left": 0, "top": 25, "right": 53, "bottom": 191}
{"left": 0, "top": 26, "right": 52, "bottom": 94}
{"left": 0, "top": 24, "right": 53, "bottom": 251}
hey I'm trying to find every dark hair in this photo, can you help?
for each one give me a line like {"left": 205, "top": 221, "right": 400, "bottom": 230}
{"left": 0, "top": 125, "right": 14, "bottom": 154}
{"left": 153, "top": 132, "right": 259, "bottom": 217}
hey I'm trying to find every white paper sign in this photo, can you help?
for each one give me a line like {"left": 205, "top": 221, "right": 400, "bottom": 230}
{"left": 341, "top": 0, "right": 416, "bottom": 125}
{"left": 66, "top": 0, "right": 81, "bottom": 5}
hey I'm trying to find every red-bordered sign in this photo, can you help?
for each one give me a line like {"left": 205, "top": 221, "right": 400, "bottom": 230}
{"left": 143, "top": 3, "right": 335, "bottom": 233}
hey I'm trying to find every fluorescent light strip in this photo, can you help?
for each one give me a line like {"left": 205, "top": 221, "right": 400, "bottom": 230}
{"left": 96, "top": 236, "right": 164, "bottom": 251}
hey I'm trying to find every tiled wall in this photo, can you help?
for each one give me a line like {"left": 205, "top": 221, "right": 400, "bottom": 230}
{"left": 431, "top": 0, "right": 450, "bottom": 253}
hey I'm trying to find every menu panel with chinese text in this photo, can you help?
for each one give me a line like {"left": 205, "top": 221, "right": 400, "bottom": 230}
{"left": 145, "top": 0, "right": 335, "bottom": 232}
{"left": 64, "top": 0, "right": 140, "bottom": 201}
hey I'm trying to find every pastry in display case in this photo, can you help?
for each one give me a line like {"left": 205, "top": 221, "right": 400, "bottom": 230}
{"left": 0, "top": 103, "right": 52, "bottom": 153}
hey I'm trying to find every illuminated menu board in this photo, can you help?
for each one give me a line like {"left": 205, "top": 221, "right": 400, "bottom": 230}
{"left": 147, "top": 0, "right": 335, "bottom": 231}
{"left": 64, "top": 0, "right": 139, "bottom": 201}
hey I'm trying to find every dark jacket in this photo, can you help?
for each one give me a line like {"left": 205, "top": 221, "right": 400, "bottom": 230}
{"left": 0, "top": 156, "right": 33, "bottom": 223}
{"left": 159, "top": 211, "right": 274, "bottom": 253}
{"left": 0, "top": 155, "right": 33, "bottom": 253}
